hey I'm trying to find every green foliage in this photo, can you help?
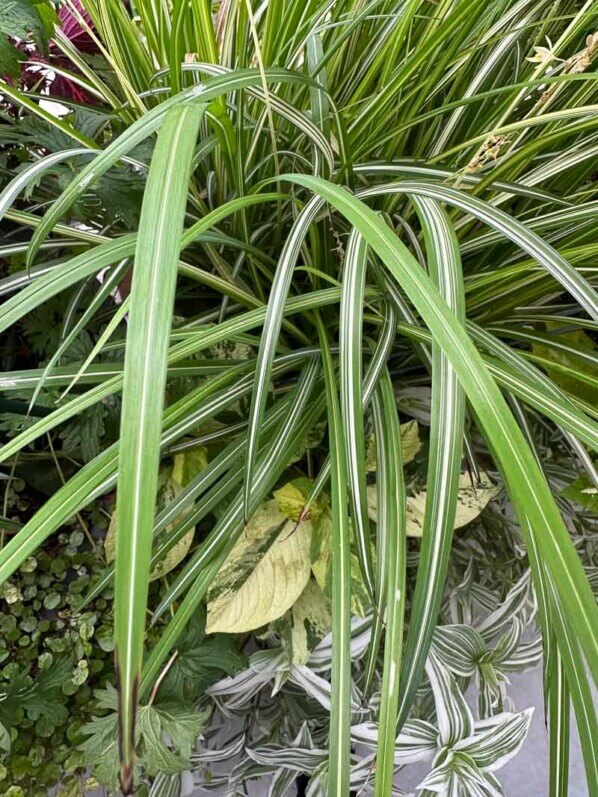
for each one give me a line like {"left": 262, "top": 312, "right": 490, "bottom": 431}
{"left": 0, "top": 0, "right": 597, "bottom": 794}
{"left": 157, "top": 612, "right": 246, "bottom": 703}
{"left": 0, "top": 527, "right": 113, "bottom": 794}
{"left": 79, "top": 684, "right": 210, "bottom": 790}
{"left": 0, "top": 0, "right": 56, "bottom": 77}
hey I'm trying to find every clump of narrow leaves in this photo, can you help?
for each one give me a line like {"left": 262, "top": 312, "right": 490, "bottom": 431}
{"left": 1, "top": 0, "right": 597, "bottom": 795}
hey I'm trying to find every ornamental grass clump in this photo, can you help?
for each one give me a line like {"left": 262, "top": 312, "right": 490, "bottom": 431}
{"left": 0, "top": 1, "right": 597, "bottom": 795}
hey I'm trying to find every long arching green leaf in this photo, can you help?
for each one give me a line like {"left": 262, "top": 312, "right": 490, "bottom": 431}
{"left": 372, "top": 368, "right": 406, "bottom": 797}
{"left": 339, "top": 229, "right": 375, "bottom": 596}
{"left": 244, "top": 194, "right": 325, "bottom": 516}
{"left": 276, "top": 174, "right": 598, "bottom": 684}
{"left": 355, "top": 181, "right": 598, "bottom": 320}
{"left": 113, "top": 102, "right": 204, "bottom": 794}
{"left": 396, "top": 196, "right": 466, "bottom": 728}
{"left": 316, "top": 315, "right": 351, "bottom": 797}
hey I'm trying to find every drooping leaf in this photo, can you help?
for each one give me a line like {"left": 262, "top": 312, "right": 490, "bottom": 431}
{"left": 113, "top": 101, "right": 205, "bottom": 793}
{"left": 206, "top": 499, "right": 312, "bottom": 634}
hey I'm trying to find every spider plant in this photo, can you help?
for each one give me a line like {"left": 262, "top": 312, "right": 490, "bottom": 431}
{"left": 0, "top": 0, "right": 597, "bottom": 794}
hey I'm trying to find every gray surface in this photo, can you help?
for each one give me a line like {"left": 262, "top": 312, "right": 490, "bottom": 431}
{"left": 393, "top": 665, "right": 587, "bottom": 796}
{"left": 498, "top": 666, "right": 587, "bottom": 797}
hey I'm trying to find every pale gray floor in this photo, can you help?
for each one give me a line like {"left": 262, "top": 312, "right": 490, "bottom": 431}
{"left": 392, "top": 665, "right": 588, "bottom": 796}
{"left": 498, "top": 666, "right": 587, "bottom": 797}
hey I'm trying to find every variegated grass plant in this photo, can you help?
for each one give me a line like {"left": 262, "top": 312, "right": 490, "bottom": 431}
{"left": 0, "top": 0, "right": 597, "bottom": 794}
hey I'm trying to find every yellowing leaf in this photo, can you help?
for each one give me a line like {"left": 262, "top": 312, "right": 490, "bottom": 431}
{"left": 148, "top": 477, "right": 193, "bottom": 582}
{"left": 365, "top": 419, "right": 421, "bottom": 472}
{"left": 104, "top": 512, "right": 117, "bottom": 564}
{"left": 104, "top": 449, "right": 207, "bottom": 576}
{"left": 367, "top": 472, "right": 498, "bottom": 537}
{"left": 291, "top": 579, "right": 331, "bottom": 664}
{"left": 311, "top": 509, "right": 371, "bottom": 616}
{"left": 274, "top": 481, "right": 309, "bottom": 521}
{"left": 206, "top": 500, "right": 312, "bottom": 634}
{"left": 400, "top": 419, "right": 422, "bottom": 464}
{"left": 273, "top": 477, "right": 325, "bottom": 523}
{"left": 172, "top": 447, "right": 209, "bottom": 486}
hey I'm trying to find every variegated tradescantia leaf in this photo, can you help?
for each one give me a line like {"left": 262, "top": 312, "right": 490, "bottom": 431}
{"left": 367, "top": 471, "right": 498, "bottom": 537}
{"left": 206, "top": 500, "right": 312, "bottom": 634}
{"left": 455, "top": 708, "right": 534, "bottom": 773}
{"left": 351, "top": 718, "right": 438, "bottom": 765}
{"left": 433, "top": 620, "right": 542, "bottom": 718}
{"left": 364, "top": 418, "right": 421, "bottom": 472}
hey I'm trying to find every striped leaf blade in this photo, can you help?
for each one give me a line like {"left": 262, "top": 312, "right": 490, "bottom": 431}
{"left": 339, "top": 229, "right": 375, "bottom": 596}
{"left": 397, "top": 196, "right": 466, "bottom": 727}
{"left": 113, "top": 101, "right": 204, "bottom": 794}
{"left": 372, "top": 368, "right": 406, "bottom": 797}
{"left": 317, "top": 316, "right": 352, "bottom": 797}
{"left": 278, "top": 174, "right": 598, "bottom": 684}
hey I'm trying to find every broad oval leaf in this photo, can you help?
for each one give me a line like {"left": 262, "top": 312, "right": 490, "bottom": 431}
{"left": 206, "top": 500, "right": 312, "bottom": 634}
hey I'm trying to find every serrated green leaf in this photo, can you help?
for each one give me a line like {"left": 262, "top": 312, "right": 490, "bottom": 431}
{"left": 0, "top": 0, "right": 53, "bottom": 77}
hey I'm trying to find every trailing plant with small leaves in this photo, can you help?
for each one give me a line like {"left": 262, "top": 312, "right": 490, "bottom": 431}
{"left": 0, "top": 0, "right": 597, "bottom": 794}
